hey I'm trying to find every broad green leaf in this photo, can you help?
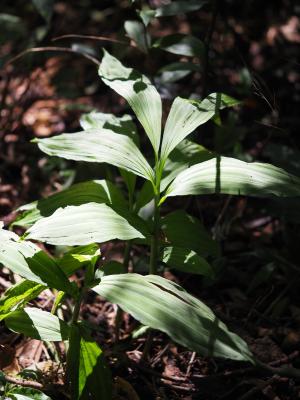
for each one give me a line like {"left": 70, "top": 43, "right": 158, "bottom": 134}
{"left": 124, "top": 20, "right": 150, "bottom": 53}
{"left": 67, "top": 325, "right": 112, "bottom": 400}
{"left": 0, "top": 280, "right": 45, "bottom": 321}
{"left": 80, "top": 112, "right": 138, "bottom": 144}
{"left": 32, "top": 0, "right": 54, "bottom": 23}
{"left": 80, "top": 111, "right": 139, "bottom": 197}
{"left": 97, "top": 260, "right": 126, "bottom": 278}
{"left": 99, "top": 50, "right": 162, "bottom": 155}
{"left": 138, "top": 9, "right": 156, "bottom": 26}
{"left": 161, "top": 139, "right": 214, "bottom": 191}
{"left": 161, "top": 210, "right": 220, "bottom": 257}
{"left": 135, "top": 140, "right": 213, "bottom": 211}
{"left": 162, "top": 246, "right": 214, "bottom": 277}
{"left": 160, "top": 93, "right": 239, "bottom": 161}
{"left": 26, "top": 203, "right": 145, "bottom": 246}
{"left": 0, "top": 225, "right": 76, "bottom": 296}
{"left": 5, "top": 308, "right": 69, "bottom": 341}
{"left": 7, "top": 386, "right": 52, "bottom": 400}
{"left": 158, "top": 61, "right": 199, "bottom": 83}
{"left": 155, "top": 0, "right": 207, "bottom": 17}
{"left": 58, "top": 244, "right": 101, "bottom": 276}
{"left": 34, "top": 129, "right": 154, "bottom": 182}
{"left": 14, "top": 180, "right": 126, "bottom": 228}
{"left": 154, "top": 34, "right": 204, "bottom": 57}
{"left": 165, "top": 157, "right": 300, "bottom": 198}
{"left": 93, "top": 274, "right": 254, "bottom": 362}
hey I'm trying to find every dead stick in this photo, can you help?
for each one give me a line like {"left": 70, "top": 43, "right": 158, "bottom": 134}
{"left": 4, "top": 374, "right": 45, "bottom": 390}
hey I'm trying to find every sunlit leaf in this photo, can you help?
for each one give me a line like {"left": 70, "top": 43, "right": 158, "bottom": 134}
{"left": 154, "top": 34, "right": 204, "bottom": 57}
{"left": 14, "top": 180, "right": 127, "bottom": 228}
{"left": 165, "top": 157, "right": 300, "bottom": 198}
{"left": 162, "top": 246, "right": 214, "bottom": 277}
{"left": 81, "top": 111, "right": 139, "bottom": 197}
{"left": 7, "top": 386, "right": 52, "bottom": 400}
{"left": 58, "top": 244, "right": 101, "bottom": 276}
{"left": 160, "top": 93, "right": 239, "bottom": 161}
{"left": 138, "top": 9, "right": 156, "bottom": 26}
{"left": 161, "top": 139, "right": 214, "bottom": 191}
{"left": 80, "top": 112, "right": 138, "bottom": 144}
{"left": 26, "top": 202, "right": 145, "bottom": 246}
{"left": 0, "top": 280, "right": 45, "bottom": 321}
{"left": 124, "top": 20, "right": 150, "bottom": 53}
{"left": 5, "top": 308, "right": 69, "bottom": 341}
{"left": 99, "top": 50, "right": 162, "bottom": 154}
{"left": 34, "top": 129, "right": 154, "bottom": 182}
{"left": 93, "top": 274, "right": 254, "bottom": 362}
{"left": 0, "top": 225, "right": 76, "bottom": 296}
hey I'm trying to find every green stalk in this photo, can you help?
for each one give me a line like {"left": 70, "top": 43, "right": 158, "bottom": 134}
{"left": 149, "top": 161, "right": 161, "bottom": 275}
{"left": 149, "top": 194, "right": 160, "bottom": 275}
{"left": 71, "top": 291, "right": 84, "bottom": 326}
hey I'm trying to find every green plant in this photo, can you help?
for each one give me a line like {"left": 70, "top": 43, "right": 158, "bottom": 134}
{"left": 1, "top": 50, "right": 300, "bottom": 399}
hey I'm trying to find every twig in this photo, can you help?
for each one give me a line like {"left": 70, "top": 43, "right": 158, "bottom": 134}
{"left": 3, "top": 374, "right": 45, "bottom": 390}
{"left": 127, "top": 359, "right": 188, "bottom": 383}
{"left": 52, "top": 34, "right": 133, "bottom": 47}
{"left": 5, "top": 46, "right": 100, "bottom": 68}
{"left": 151, "top": 344, "right": 170, "bottom": 367}
{"left": 185, "top": 351, "right": 196, "bottom": 376}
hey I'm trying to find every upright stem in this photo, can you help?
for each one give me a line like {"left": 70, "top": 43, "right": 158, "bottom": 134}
{"left": 71, "top": 291, "right": 84, "bottom": 325}
{"left": 149, "top": 194, "right": 160, "bottom": 275}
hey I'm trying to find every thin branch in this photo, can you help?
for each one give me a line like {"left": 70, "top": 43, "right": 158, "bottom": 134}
{"left": 5, "top": 46, "right": 100, "bottom": 68}
{"left": 4, "top": 374, "right": 45, "bottom": 390}
{"left": 52, "top": 34, "right": 135, "bottom": 48}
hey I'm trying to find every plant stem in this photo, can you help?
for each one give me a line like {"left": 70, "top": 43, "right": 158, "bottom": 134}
{"left": 71, "top": 290, "right": 84, "bottom": 326}
{"left": 149, "top": 194, "right": 160, "bottom": 275}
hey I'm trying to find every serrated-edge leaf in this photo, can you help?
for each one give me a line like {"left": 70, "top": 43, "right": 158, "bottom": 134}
{"left": 165, "top": 157, "right": 300, "bottom": 198}
{"left": 99, "top": 50, "right": 162, "bottom": 155}
{"left": 93, "top": 274, "right": 254, "bottom": 362}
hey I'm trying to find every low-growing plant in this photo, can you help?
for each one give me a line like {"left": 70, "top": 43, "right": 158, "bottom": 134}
{"left": 1, "top": 50, "right": 300, "bottom": 399}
